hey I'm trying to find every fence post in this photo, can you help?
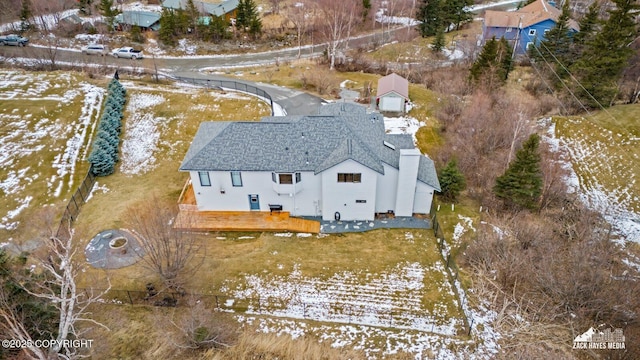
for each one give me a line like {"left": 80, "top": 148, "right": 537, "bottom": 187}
{"left": 215, "top": 295, "right": 219, "bottom": 309}
{"left": 468, "top": 318, "right": 474, "bottom": 336}
{"left": 127, "top": 290, "right": 133, "bottom": 305}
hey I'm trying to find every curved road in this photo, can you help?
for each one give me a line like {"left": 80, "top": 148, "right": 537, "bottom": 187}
{"left": 0, "top": 27, "right": 414, "bottom": 115}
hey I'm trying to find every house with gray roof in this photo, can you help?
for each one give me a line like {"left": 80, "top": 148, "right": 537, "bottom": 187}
{"left": 179, "top": 103, "right": 440, "bottom": 221}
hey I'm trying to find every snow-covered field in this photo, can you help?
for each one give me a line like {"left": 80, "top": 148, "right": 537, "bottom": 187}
{"left": 543, "top": 118, "right": 640, "bottom": 243}
{"left": 0, "top": 70, "right": 103, "bottom": 232}
{"left": 216, "top": 229, "right": 499, "bottom": 359}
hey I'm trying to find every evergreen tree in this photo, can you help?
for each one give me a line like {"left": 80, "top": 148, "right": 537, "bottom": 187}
{"left": 89, "top": 137, "right": 116, "bottom": 176}
{"left": 362, "top": 0, "right": 372, "bottom": 20}
{"left": 130, "top": 25, "right": 145, "bottom": 43}
{"left": 159, "top": 8, "right": 177, "bottom": 46}
{"left": 438, "top": 159, "right": 466, "bottom": 202}
{"left": 432, "top": 28, "right": 445, "bottom": 52}
{"left": 494, "top": 134, "right": 543, "bottom": 210}
{"left": 469, "top": 36, "right": 513, "bottom": 87}
{"left": 571, "top": 0, "right": 639, "bottom": 107}
{"left": 528, "top": 1, "right": 573, "bottom": 90}
{"left": 236, "top": 0, "right": 248, "bottom": 29}
{"left": 186, "top": 0, "right": 200, "bottom": 36}
{"left": 416, "top": 0, "right": 442, "bottom": 37}
{"left": 442, "top": 0, "right": 472, "bottom": 31}
{"left": 572, "top": 1, "right": 599, "bottom": 48}
{"left": 19, "top": 0, "right": 32, "bottom": 33}
{"left": 206, "top": 15, "right": 229, "bottom": 42}
{"left": 236, "top": 0, "right": 260, "bottom": 33}
{"left": 98, "top": 0, "right": 120, "bottom": 31}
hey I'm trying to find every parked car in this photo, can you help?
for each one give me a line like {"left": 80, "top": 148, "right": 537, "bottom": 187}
{"left": 0, "top": 34, "right": 29, "bottom": 46}
{"left": 82, "top": 44, "right": 108, "bottom": 56}
{"left": 111, "top": 47, "right": 144, "bottom": 59}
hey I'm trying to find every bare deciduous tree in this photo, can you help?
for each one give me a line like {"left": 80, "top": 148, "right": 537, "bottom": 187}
{"left": 125, "top": 196, "right": 203, "bottom": 292}
{"left": 288, "top": 0, "right": 312, "bottom": 58}
{"left": 317, "top": 0, "right": 361, "bottom": 70}
{"left": 0, "top": 226, "right": 110, "bottom": 360}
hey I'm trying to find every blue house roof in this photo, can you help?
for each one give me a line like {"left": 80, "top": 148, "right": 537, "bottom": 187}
{"left": 482, "top": 0, "right": 579, "bottom": 54}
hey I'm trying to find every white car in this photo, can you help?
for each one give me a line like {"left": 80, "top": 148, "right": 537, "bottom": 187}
{"left": 82, "top": 44, "right": 108, "bottom": 56}
{"left": 111, "top": 47, "right": 144, "bottom": 59}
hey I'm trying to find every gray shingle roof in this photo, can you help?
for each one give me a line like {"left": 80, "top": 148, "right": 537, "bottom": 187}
{"left": 179, "top": 103, "right": 440, "bottom": 190}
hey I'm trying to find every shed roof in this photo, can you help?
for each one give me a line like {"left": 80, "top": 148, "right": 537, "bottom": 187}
{"left": 376, "top": 73, "right": 409, "bottom": 100}
{"left": 180, "top": 103, "right": 440, "bottom": 190}
{"left": 484, "top": 0, "right": 579, "bottom": 31}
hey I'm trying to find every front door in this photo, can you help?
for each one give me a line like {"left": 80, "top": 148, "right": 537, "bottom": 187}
{"left": 248, "top": 194, "right": 260, "bottom": 210}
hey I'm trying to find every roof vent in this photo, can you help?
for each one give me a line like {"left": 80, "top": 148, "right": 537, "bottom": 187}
{"left": 347, "top": 139, "right": 352, "bottom": 155}
{"left": 285, "top": 147, "right": 289, "bottom": 150}
{"left": 383, "top": 141, "right": 396, "bottom": 150}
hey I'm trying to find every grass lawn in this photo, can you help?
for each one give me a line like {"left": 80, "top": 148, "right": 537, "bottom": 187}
{"left": 554, "top": 106, "right": 640, "bottom": 215}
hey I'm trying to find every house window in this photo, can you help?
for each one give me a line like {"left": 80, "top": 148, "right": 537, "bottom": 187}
{"left": 526, "top": 42, "right": 534, "bottom": 50}
{"left": 230, "top": 171, "right": 242, "bottom": 187}
{"left": 279, "top": 173, "right": 293, "bottom": 184}
{"left": 506, "top": 27, "right": 512, "bottom": 32}
{"left": 295, "top": 172, "right": 301, "bottom": 183}
{"left": 198, "top": 171, "right": 211, "bottom": 187}
{"left": 337, "top": 173, "right": 362, "bottom": 183}
{"left": 355, "top": 200, "right": 367, "bottom": 203}
{"left": 544, "top": 29, "right": 550, "bottom": 35}
{"left": 528, "top": 29, "right": 536, "bottom": 36}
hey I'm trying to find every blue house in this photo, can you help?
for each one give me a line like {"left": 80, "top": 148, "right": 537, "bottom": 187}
{"left": 481, "top": 0, "right": 579, "bottom": 56}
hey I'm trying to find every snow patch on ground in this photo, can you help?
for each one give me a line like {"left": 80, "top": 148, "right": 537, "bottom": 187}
{"left": 384, "top": 115, "right": 424, "bottom": 142}
{"left": 120, "top": 93, "right": 165, "bottom": 175}
{"left": 542, "top": 118, "right": 640, "bottom": 242}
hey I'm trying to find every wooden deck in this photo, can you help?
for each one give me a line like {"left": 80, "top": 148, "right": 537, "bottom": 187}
{"left": 176, "top": 180, "right": 320, "bottom": 233}
{"left": 174, "top": 210, "right": 321, "bottom": 233}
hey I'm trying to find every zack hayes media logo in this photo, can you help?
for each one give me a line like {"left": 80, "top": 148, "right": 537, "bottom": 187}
{"left": 573, "top": 325, "right": 626, "bottom": 350}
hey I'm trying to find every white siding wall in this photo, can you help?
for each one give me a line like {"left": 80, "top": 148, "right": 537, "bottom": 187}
{"left": 190, "top": 171, "right": 322, "bottom": 216}
{"left": 395, "top": 149, "right": 420, "bottom": 217}
{"left": 321, "top": 160, "right": 378, "bottom": 221}
{"left": 375, "top": 163, "right": 398, "bottom": 213}
{"left": 379, "top": 93, "right": 405, "bottom": 112}
{"left": 413, "top": 181, "right": 436, "bottom": 214}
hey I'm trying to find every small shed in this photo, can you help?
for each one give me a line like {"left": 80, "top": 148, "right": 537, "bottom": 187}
{"left": 376, "top": 73, "right": 409, "bottom": 113}
{"left": 115, "top": 11, "right": 161, "bottom": 31}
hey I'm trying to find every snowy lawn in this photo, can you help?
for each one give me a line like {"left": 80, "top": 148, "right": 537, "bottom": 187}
{"left": 545, "top": 114, "right": 640, "bottom": 242}
{"left": 0, "top": 70, "right": 103, "bottom": 237}
{"left": 200, "top": 230, "right": 489, "bottom": 359}
{"left": 0, "top": 72, "right": 270, "bottom": 242}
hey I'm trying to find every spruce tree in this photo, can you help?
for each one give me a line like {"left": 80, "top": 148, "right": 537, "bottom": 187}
{"left": 432, "top": 28, "right": 445, "bottom": 53}
{"left": 438, "top": 159, "right": 466, "bottom": 202}
{"left": 494, "top": 134, "right": 543, "bottom": 210}
{"left": 19, "top": 0, "right": 32, "bottom": 33}
{"left": 470, "top": 36, "right": 513, "bottom": 87}
{"left": 531, "top": 0, "right": 572, "bottom": 74}
{"left": 159, "top": 8, "right": 177, "bottom": 46}
{"left": 89, "top": 137, "right": 116, "bottom": 176}
{"left": 99, "top": 0, "right": 120, "bottom": 31}
{"left": 416, "top": 0, "right": 442, "bottom": 37}
{"left": 442, "top": 0, "right": 472, "bottom": 32}
{"left": 570, "top": 0, "right": 639, "bottom": 107}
